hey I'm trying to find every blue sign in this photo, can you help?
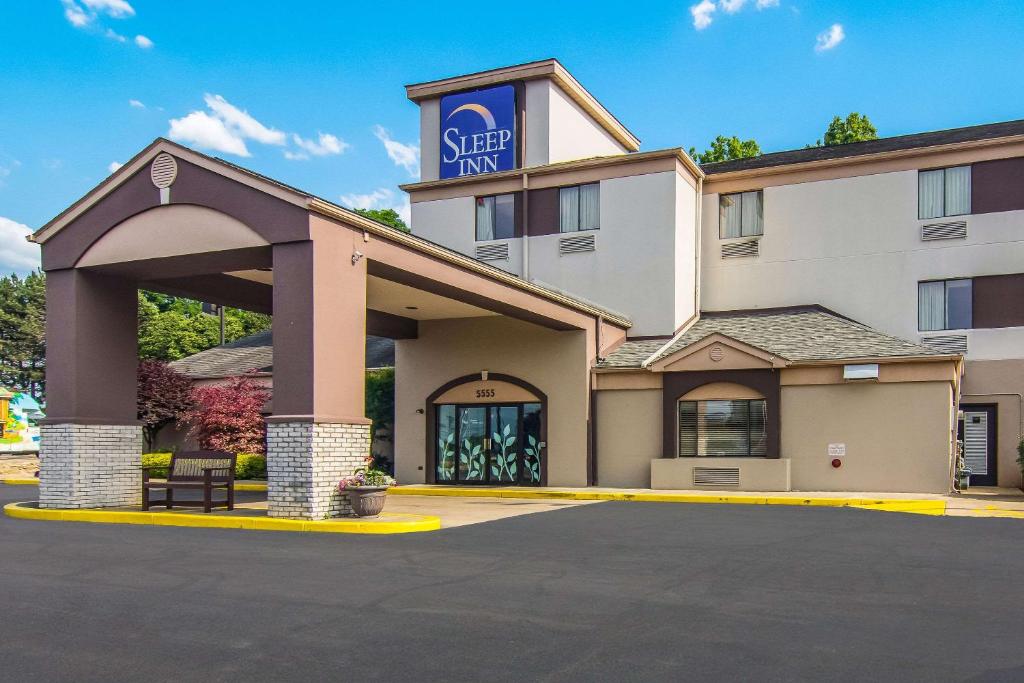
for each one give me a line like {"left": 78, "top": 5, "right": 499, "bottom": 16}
{"left": 439, "top": 85, "right": 516, "bottom": 179}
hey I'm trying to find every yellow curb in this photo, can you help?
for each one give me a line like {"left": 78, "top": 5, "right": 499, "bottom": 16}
{"left": 389, "top": 485, "right": 948, "bottom": 516}
{"left": 235, "top": 483, "right": 268, "bottom": 491}
{"left": 0, "top": 478, "right": 39, "bottom": 486}
{"left": 3, "top": 502, "right": 440, "bottom": 534}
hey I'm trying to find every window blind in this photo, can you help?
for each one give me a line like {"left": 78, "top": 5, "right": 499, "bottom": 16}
{"left": 678, "top": 399, "right": 768, "bottom": 458}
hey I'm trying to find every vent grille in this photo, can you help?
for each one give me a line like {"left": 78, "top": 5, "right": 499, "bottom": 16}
{"left": 921, "top": 220, "right": 967, "bottom": 241}
{"left": 920, "top": 334, "right": 968, "bottom": 354}
{"left": 721, "top": 239, "right": 759, "bottom": 259}
{"left": 475, "top": 242, "right": 509, "bottom": 261}
{"left": 150, "top": 153, "right": 178, "bottom": 189}
{"left": 559, "top": 233, "right": 596, "bottom": 255}
{"left": 693, "top": 467, "right": 740, "bottom": 487}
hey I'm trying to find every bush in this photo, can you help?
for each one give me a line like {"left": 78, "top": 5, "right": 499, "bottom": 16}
{"left": 141, "top": 452, "right": 266, "bottom": 480}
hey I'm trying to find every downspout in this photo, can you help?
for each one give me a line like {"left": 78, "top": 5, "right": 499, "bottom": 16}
{"left": 694, "top": 174, "right": 703, "bottom": 319}
{"left": 522, "top": 172, "right": 530, "bottom": 281}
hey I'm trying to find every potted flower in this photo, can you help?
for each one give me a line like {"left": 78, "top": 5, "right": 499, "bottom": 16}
{"left": 339, "top": 458, "right": 397, "bottom": 517}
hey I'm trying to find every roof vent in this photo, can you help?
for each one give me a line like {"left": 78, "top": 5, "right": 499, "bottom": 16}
{"left": 150, "top": 153, "right": 178, "bottom": 189}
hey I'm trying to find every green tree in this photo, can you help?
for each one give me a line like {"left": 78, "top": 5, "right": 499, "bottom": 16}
{"left": 688, "top": 135, "right": 762, "bottom": 164}
{"left": 137, "top": 290, "right": 271, "bottom": 362}
{"left": 355, "top": 208, "right": 410, "bottom": 232}
{"left": 813, "top": 112, "right": 879, "bottom": 147}
{"left": 0, "top": 271, "right": 46, "bottom": 401}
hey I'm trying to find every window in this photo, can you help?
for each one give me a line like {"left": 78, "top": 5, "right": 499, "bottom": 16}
{"left": 919, "top": 279, "right": 972, "bottom": 331}
{"left": 559, "top": 183, "right": 600, "bottom": 232}
{"left": 919, "top": 166, "right": 971, "bottom": 219}
{"left": 476, "top": 194, "right": 516, "bottom": 241}
{"left": 678, "top": 399, "right": 767, "bottom": 458}
{"left": 719, "top": 191, "right": 763, "bottom": 238}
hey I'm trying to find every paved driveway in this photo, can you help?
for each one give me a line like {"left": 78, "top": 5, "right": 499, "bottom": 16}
{"left": 2, "top": 484, "right": 1023, "bottom": 682}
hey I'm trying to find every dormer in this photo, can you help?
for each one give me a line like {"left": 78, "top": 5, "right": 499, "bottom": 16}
{"left": 406, "top": 59, "right": 640, "bottom": 182}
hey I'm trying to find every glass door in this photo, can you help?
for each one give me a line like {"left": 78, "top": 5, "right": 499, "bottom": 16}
{"left": 436, "top": 403, "right": 543, "bottom": 485}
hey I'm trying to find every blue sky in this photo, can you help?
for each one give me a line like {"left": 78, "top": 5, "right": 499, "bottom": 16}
{"left": 1, "top": 0, "right": 1022, "bottom": 274}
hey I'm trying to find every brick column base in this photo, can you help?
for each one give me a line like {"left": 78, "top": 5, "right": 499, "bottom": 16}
{"left": 38, "top": 423, "right": 142, "bottom": 509}
{"left": 266, "top": 421, "right": 371, "bottom": 519}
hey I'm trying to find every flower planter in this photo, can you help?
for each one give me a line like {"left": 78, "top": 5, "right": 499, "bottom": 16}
{"left": 346, "top": 485, "right": 389, "bottom": 517}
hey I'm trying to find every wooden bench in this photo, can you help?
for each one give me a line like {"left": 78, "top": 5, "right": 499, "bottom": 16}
{"left": 142, "top": 451, "right": 236, "bottom": 513}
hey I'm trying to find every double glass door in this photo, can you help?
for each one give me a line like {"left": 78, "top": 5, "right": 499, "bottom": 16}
{"left": 436, "top": 403, "right": 543, "bottom": 485}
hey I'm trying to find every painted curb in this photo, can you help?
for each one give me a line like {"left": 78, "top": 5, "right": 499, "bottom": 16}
{"left": 388, "top": 486, "right": 948, "bottom": 516}
{"left": 3, "top": 502, "right": 440, "bottom": 534}
{"left": 1, "top": 478, "right": 270, "bottom": 491}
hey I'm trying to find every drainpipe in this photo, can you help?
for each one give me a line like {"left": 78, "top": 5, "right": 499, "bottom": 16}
{"left": 694, "top": 174, "right": 703, "bottom": 319}
{"left": 522, "top": 172, "right": 530, "bottom": 281}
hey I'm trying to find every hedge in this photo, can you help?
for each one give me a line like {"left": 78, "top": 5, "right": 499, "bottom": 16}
{"left": 141, "top": 452, "right": 267, "bottom": 480}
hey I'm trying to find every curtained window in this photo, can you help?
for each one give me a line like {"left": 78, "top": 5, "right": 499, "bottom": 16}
{"left": 476, "top": 194, "right": 516, "bottom": 241}
{"left": 919, "top": 278, "right": 973, "bottom": 331}
{"left": 559, "top": 183, "right": 600, "bottom": 232}
{"left": 679, "top": 399, "right": 768, "bottom": 458}
{"left": 919, "top": 166, "right": 971, "bottom": 219}
{"left": 720, "top": 191, "right": 763, "bottom": 238}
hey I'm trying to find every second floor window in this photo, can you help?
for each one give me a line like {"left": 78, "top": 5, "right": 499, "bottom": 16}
{"left": 919, "top": 166, "right": 971, "bottom": 219}
{"left": 720, "top": 191, "right": 763, "bottom": 238}
{"left": 559, "top": 183, "right": 600, "bottom": 232}
{"left": 919, "top": 278, "right": 972, "bottom": 331}
{"left": 476, "top": 194, "right": 516, "bottom": 241}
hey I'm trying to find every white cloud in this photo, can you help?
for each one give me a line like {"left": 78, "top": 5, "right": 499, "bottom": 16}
{"left": 372, "top": 125, "right": 419, "bottom": 177}
{"left": 756, "top": 0, "right": 779, "bottom": 7}
{"left": 287, "top": 132, "right": 349, "bottom": 159}
{"left": 690, "top": 0, "right": 716, "bottom": 29}
{"left": 168, "top": 110, "right": 251, "bottom": 156}
{"left": 129, "top": 98, "right": 145, "bottom": 108}
{"left": 107, "top": 161, "right": 123, "bottom": 173}
{"left": 61, "top": 0, "right": 92, "bottom": 27}
{"left": 0, "top": 217, "right": 41, "bottom": 274}
{"left": 720, "top": 0, "right": 746, "bottom": 13}
{"left": 341, "top": 187, "right": 411, "bottom": 225}
{"left": 815, "top": 23, "right": 845, "bottom": 52}
{"left": 203, "top": 94, "right": 285, "bottom": 146}
{"left": 81, "top": 0, "right": 135, "bottom": 18}
{"left": 134, "top": 34, "right": 153, "bottom": 48}
{"left": 104, "top": 27, "right": 126, "bottom": 42}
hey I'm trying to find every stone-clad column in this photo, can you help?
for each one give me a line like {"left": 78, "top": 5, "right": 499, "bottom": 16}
{"left": 267, "top": 221, "right": 370, "bottom": 519}
{"left": 39, "top": 269, "right": 141, "bottom": 509}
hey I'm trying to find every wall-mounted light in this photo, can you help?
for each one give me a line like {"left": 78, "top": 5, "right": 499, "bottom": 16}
{"left": 415, "top": 408, "right": 424, "bottom": 414}
{"left": 351, "top": 250, "right": 364, "bottom": 265}
{"left": 843, "top": 363, "right": 879, "bottom": 381}
{"left": 481, "top": 370, "right": 489, "bottom": 381}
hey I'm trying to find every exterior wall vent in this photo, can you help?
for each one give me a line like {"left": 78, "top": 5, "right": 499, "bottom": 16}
{"left": 150, "top": 153, "right": 178, "bottom": 189}
{"left": 721, "top": 239, "right": 759, "bottom": 259}
{"left": 919, "top": 334, "right": 968, "bottom": 354}
{"left": 692, "top": 467, "right": 740, "bottom": 487}
{"left": 559, "top": 233, "right": 596, "bottom": 255}
{"left": 475, "top": 242, "right": 510, "bottom": 261}
{"left": 921, "top": 220, "right": 967, "bottom": 241}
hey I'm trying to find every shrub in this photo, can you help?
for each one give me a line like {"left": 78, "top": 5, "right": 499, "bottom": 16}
{"left": 141, "top": 451, "right": 266, "bottom": 479}
{"left": 137, "top": 360, "right": 193, "bottom": 452}
{"left": 1017, "top": 439, "right": 1024, "bottom": 474}
{"left": 185, "top": 375, "right": 270, "bottom": 455}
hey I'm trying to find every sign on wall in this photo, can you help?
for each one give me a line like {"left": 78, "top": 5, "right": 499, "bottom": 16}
{"left": 440, "top": 85, "right": 516, "bottom": 179}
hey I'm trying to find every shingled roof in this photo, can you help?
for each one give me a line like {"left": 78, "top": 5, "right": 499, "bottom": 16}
{"left": 170, "top": 330, "right": 395, "bottom": 379}
{"left": 597, "top": 307, "right": 950, "bottom": 369}
{"left": 701, "top": 119, "right": 1024, "bottom": 175}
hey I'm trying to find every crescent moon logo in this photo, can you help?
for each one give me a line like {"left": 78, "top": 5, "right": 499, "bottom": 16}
{"left": 447, "top": 103, "right": 497, "bottom": 130}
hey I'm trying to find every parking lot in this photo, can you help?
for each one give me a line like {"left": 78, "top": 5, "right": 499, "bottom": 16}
{"left": 2, "top": 483, "right": 1023, "bottom": 681}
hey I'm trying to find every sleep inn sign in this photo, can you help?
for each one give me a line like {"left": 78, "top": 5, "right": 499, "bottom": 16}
{"left": 440, "top": 84, "right": 516, "bottom": 179}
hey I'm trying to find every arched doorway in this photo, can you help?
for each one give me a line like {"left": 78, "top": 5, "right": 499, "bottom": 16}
{"left": 426, "top": 374, "right": 547, "bottom": 486}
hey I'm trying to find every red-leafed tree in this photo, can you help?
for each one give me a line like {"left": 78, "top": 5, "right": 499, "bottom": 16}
{"left": 137, "top": 360, "right": 194, "bottom": 452}
{"left": 185, "top": 374, "right": 270, "bottom": 455}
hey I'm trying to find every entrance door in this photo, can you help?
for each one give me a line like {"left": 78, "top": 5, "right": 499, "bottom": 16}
{"left": 435, "top": 403, "right": 543, "bottom": 485}
{"left": 959, "top": 405, "right": 997, "bottom": 487}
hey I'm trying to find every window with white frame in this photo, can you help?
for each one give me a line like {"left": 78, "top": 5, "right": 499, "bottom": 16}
{"left": 918, "top": 278, "right": 973, "bottom": 331}
{"left": 559, "top": 183, "right": 600, "bottom": 232}
{"left": 679, "top": 399, "right": 768, "bottom": 458}
{"left": 475, "top": 194, "right": 516, "bottom": 241}
{"left": 719, "top": 191, "right": 763, "bottom": 238}
{"left": 919, "top": 166, "right": 971, "bottom": 219}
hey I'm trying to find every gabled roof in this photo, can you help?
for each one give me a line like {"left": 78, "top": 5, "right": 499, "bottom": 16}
{"left": 597, "top": 306, "right": 952, "bottom": 370}
{"left": 701, "top": 119, "right": 1024, "bottom": 176}
{"left": 170, "top": 331, "right": 395, "bottom": 380}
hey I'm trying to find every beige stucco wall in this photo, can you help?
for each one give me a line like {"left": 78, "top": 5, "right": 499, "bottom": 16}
{"left": 394, "top": 316, "right": 590, "bottom": 486}
{"left": 651, "top": 458, "right": 791, "bottom": 491}
{"left": 962, "top": 358, "right": 1024, "bottom": 488}
{"left": 781, "top": 381, "right": 954, "bottom": 493}
{"left": 594, "top": 389, "right": 661, "bottom": 488}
